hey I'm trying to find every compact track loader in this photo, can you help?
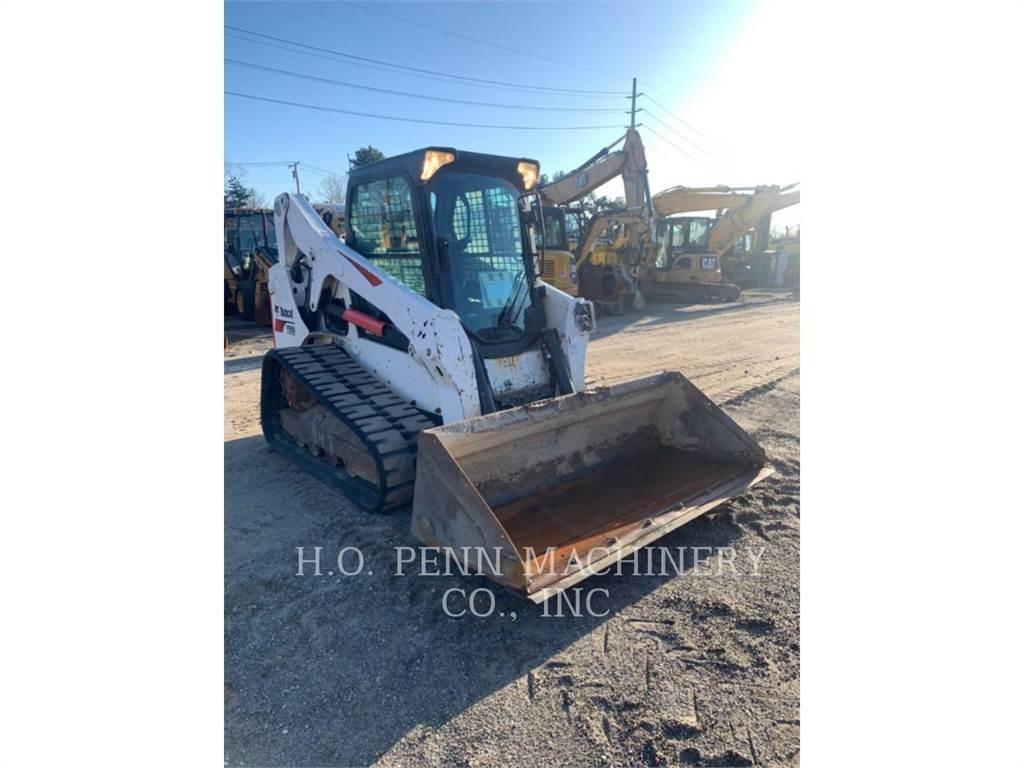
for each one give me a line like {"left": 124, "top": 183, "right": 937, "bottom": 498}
{"left": 260, "top": 147, "right": 770, "bottom": 602}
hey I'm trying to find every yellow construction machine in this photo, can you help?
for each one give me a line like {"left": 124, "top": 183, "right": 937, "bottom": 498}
{"left": 313, "top": 203, "right": 347, "bottom": 239}
{"left": 224, "top": 208, "right": 278, "bottom": 324}
{"left": 643, "top": 184, "right": 800, "bottom": 303}
{"left": 539, "top": 129, "right": 654, "bottom": 314}
{"left": 260, "top": 145, "right": 770, "bottom": 602}
{"left": 538, "top": 206, "right": 579, "bottom": 295}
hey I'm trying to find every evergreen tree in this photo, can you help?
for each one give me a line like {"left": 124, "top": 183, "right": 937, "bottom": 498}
{"left": 350, "top": 146, "right": 385, "bottom": 169}
{"left": 224, "top": 175, "right": 254, "bottom": 208}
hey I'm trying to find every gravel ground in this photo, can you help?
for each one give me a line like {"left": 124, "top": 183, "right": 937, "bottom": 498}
{"left": 225, "top": 291, "right": 800, "bottom": 767}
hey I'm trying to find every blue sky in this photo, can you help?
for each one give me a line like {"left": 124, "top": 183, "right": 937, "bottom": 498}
{"left": 225, "top": 0, "right": 799, "bottom": 226}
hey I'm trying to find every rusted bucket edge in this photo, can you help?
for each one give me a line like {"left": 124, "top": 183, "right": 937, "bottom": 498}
{"left": 524, "top": 465, "right": 774, "bottom": 603}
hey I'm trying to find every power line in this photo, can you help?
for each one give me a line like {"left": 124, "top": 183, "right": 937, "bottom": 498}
{"left": 298, "top": 166, "right": 331, "bottom": 179}
{"left": 642, "top": 109, "right": 717, "bottom": 159}
{"left": 226, "top": 91, "right": 626, "bottom": 131}
{"left": 226, "top": 59, "right": 629, "bottom": 113}
{"left": 642, "top": 92, "right": 725, "bottom": 150}
{"left": 227, "top": 161, "right": 295, "bottom": 167}
{"left": 642, "top": 125, "right": 714, "bottom": 169}
{"left": 333, "top": 2, "right": 725, "bottom": 150}
{"left": 226, "top": 33, "right": 617, "bottom": 99}
{"left": 228, "top": 160, "right": 344, "bottom": 178}
{"left": 302, "top": 163, "right": 342, "bottom": 177}
{"left": 339, "top": 1, "right": 633, "bottom": 82}
{"left": 225, "top": 26, "right": 629, "bottom": 96}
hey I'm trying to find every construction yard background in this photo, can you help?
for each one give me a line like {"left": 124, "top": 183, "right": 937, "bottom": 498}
{"left": 225, "top": 290, "right": 800, "bottom": 767}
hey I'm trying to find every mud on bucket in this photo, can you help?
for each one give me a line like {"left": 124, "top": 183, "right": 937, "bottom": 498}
{"left": 411, "top": 371, "right": 772, "bottom": 603}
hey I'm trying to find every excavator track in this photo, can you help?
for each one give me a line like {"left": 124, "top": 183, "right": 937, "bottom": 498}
{"left": 642, "top": 280, "right": 741, "bottom": 304}
{"left": 260, "top": 344, "right": 438, "bottom": 513}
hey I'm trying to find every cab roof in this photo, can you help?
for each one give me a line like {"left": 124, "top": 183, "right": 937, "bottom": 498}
{"left": 347, "top": 147, "right": 540, "bottom": 192}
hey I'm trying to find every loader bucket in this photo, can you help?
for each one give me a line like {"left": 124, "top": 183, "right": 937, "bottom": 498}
{"left": 411, "top": 372, "right": 772, "bottom": 603}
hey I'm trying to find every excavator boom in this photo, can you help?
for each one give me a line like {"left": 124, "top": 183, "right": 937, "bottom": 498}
{"left": 540, "top": 129, "right": 650, "bottom": 212}
{"left": 707, "top": 185, "right": 800, "bottom": 256}
{"left": 538, "top": 129, "right": 654, "bottom": 313}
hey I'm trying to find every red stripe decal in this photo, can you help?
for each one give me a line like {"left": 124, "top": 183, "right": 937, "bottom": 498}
{"left": 343, "top": 254, "right": 382, "bottom": 287}
{"left": 274, "top": 318, "right": 288, "bottom": 332}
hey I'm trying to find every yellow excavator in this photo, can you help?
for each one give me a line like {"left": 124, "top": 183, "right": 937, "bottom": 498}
{"left": 643, "top": 184, "right": 800, "bottom": 303}
{"left": 538, "top": 206, "right": 579, "bottom": 295}
{"left": 539, "top": 128, "right": 654, "bottom": 314}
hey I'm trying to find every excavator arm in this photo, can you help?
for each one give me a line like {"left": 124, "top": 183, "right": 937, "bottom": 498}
{"left": 707, "top": 185, "right": 800, "bottom": 256}
{"left": 540, "top": 128, "right": 651, "bottom": 213}
{"left": 651, "top": 183, "right": 800, "bottom": 256}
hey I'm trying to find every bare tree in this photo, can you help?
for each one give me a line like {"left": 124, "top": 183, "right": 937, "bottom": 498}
{"left": 317, "top": 173, "right": 346, "bottom": 205}
{"left": 250, "top": 188, "right": 268, "bottom": 209}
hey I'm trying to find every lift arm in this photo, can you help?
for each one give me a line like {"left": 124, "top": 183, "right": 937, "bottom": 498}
{"left": 267, "top": 193, "right": 483, "bottom": 418}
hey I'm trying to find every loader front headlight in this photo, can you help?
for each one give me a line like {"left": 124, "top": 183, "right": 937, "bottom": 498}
{"left": 517, "top": 160, "right": 540, "bottom": 191}
{"left": 421, "top": 149, "right": 456, "bottom": 181}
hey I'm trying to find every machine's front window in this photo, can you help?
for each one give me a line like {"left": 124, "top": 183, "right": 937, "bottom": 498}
{"left": 237, "top": 215, "right": 264, "bottom": 255}
{"left": 429, "top": 173, "right": 530, "bottom": 340}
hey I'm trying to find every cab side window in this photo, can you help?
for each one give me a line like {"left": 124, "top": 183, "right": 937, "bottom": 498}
{"left": 688, "top": 219, "right": 710, "bottom": 249}
{"left": 348, "top": 177, "right": 426, "bottom": 295}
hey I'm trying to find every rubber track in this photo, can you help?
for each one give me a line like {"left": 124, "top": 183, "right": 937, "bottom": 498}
{"left": 260, "top": 344, "right": 437, "bottom": 513}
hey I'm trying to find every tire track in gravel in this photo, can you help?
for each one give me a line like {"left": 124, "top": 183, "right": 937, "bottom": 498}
{"left": 585, "top": 299, "right": 799, "bottom": 402}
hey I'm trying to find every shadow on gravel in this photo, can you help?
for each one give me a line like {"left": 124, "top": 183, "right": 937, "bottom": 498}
{"left": 224, "top": 355, "right": 263, "bottom": 375}
{"left": 225, "top": 319, "right": 272, "bottom": 345}
{"left": 592, "top": 294, "right": 796, "bottom": 340}
{"left": 224, "top": 434, "right": 747, "bottom": 766}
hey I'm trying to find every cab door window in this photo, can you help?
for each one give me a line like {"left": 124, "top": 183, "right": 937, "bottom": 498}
{"left": 347, "top": 177, "right": 426, "bottom": 295}
{"left": 687, "top": 219, "right": 710, "bottom": 249}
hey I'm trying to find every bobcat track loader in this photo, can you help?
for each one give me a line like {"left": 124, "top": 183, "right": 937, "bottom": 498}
{"left": 260, "top": 147, "right": 771, "bottom": 602}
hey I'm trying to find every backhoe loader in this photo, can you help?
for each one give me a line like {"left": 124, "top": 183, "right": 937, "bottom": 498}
{"left": 644, "top": 185, "right": 800, "bottom": 303}
{"left": 224, "top": 208, "right": 278, "bottom": 324}
{"left": 260, "top": 146, "right": 770, "bottom": 602}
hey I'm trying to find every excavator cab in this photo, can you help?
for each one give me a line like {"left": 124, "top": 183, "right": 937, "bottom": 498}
{"left": 654, "top": 217, "right": 722, "bottom": 279}
{"left": 538, "top": 207, "right": 579, "bottom": 296}
{"left": 644, "top": 216, "right": 739, "bottom": 303}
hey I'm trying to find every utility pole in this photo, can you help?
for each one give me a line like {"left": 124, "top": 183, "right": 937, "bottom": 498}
{"left": 289, "top": 161, "right": 301, "bottom": 194}
{"left": 630, "top": 77, "right": 638, "bottom": 128}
